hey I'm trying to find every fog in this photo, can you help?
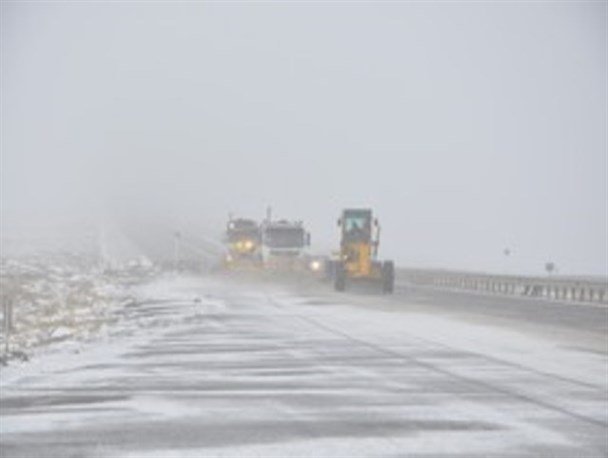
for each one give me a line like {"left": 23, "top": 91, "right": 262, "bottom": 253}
{"left": 2, "top": 2, "right": 606, "bottom": 276}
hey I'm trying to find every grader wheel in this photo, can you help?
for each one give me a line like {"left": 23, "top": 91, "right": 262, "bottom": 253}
{"left": 334, "top": 263, "right": 346, "bottom": 292}
{"left": 382, "top": 261, "right": 394, "bottom": 294}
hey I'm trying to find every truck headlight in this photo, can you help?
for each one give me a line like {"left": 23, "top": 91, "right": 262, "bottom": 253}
{"left": 310, "top": 260, "right": 322, "bottom": 271}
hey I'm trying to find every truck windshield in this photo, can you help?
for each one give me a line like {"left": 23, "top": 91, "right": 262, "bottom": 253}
{"left": 227, "top": 229, "right": 259, "bottom": 243}
{"left": 265, "top": 228, "right": 305, "bottom": 248}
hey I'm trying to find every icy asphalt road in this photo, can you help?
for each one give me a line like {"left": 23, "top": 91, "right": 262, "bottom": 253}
{"left": 1, "top": 275, "right": 606, "bottom": 458}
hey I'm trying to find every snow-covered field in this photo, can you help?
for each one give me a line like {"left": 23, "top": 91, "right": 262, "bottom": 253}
{"left": 1, "top": 273, "right": 606, "bottom": 457}
{"left": 0, "top": 253, "right": 158, "bottom": 365}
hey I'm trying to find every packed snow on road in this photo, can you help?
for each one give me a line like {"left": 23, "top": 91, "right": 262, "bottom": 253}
{"left": 1, "top": 272, "right": 606, "bottom": 457}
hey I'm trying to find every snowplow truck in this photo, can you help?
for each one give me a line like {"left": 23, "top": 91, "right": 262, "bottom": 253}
{"left": 224, "top": 218, "right": 262, "bottom": 268}
{"left": 331, "top": 209, "right": 394, "bottom": 293}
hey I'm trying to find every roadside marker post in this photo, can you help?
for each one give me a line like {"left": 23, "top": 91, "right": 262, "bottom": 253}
{"left": 2, "top": 298, "right": 13, "bottom": 355}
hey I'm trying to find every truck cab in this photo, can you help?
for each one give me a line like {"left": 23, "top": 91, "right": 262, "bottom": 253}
{"left": 261, "top": 220, "right": 311, "bottom": 271}
{"left": 224, "top": 218, "right": 261, "bottom": 266}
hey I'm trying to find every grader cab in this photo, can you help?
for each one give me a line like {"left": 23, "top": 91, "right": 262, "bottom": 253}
{"left": 333, "top": 209, "right": 394, "bottom": 293}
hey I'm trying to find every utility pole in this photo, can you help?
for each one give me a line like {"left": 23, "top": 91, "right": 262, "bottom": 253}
{"left": 174, "top": 231, "right": 181, "bottom": 273}
{"left": 99, "top": 223, "right": 108, "bottom": 272}
{"left": 503, "top": 247, "right": 511, "bottom": 275}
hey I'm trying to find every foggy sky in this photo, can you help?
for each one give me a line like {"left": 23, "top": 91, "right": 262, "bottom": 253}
{"left": 1, "top": 2, "right": 606, "bottom": 276}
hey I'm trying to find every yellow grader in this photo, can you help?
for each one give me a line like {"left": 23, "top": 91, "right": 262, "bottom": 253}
{"left": 332, "top": 209, "right": 394, "bottom": 293}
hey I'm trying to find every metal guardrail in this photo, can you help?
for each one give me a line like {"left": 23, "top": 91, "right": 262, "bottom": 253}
{"left": 398, "top": 268, "right": 608, "bottom": 305}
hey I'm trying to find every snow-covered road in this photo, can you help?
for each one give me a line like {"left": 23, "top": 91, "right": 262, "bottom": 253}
{"left": 1, "top": 275, "right": 606, "bottom": 457}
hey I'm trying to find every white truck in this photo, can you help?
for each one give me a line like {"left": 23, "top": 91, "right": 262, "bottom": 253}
{"left": 260, "top": 219, "right": 311, "bottom": 271}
